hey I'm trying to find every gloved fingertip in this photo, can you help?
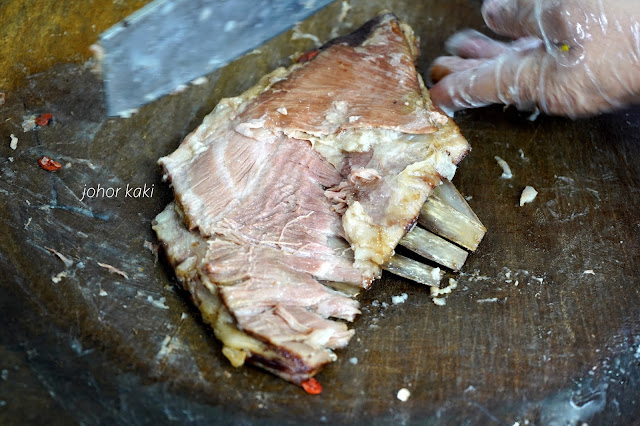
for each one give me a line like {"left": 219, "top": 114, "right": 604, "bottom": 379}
{"left": 481, "top": 0, "right": 539, "bottom": 40}
{"left": 428, "top": 82, "right": 457, "bottom": 117}
{"left": 481, "top": 0, "right": 510, "bottom": 29}
{"left": 428, "top": 63, "right": 453, "bottom": 85}
{"left": 445, "top": 28, "right": 508, "bottom": 59}
{"left": 445, "top": 29, "right": 487, "bottom": 55}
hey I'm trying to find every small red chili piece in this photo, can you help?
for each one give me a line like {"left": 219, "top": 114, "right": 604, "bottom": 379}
{"left": 35, "top": 113, "right": 53, "bottom": 126}
{"left": 297, "top": 49, "right": 319, "bottom": 63}
{"left": 38, "top": 156, "right": 62, "bottom": 171}
{"left": 301, "top": 377, "right": 322, "bottom": 395}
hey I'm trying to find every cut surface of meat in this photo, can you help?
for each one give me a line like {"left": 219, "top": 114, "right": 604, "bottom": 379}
{"left": 154, "top": 13, "right": 470, "bottom": 385}
{"left": 153, "top": 203, "right": 355, "bottom": 383}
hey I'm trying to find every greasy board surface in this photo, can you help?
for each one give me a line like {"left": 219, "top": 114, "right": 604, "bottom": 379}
{"left": 1, "top": 1, "right": 639, "bottom": 424}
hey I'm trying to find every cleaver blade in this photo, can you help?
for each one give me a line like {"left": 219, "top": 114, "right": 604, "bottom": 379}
{"left": 99, "top": 0, "right": 334, "bottom": 116}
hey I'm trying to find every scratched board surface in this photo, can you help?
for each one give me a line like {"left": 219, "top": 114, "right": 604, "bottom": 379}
{"left": 1, "top": 1, "right": 639, "bottom": 424}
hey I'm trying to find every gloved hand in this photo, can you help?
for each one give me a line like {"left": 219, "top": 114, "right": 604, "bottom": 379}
{"left": 429, "top": 0, "right": 640, "bottom": 117}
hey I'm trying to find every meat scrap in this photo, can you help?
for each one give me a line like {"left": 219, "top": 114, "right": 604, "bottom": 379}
{"left": 35, "top": 113, "right": 53, "bottom": 126}
{"left": 46, "top": 247, "right": 74, "bottom": 268}
{"left": 154, "top": 14, "right": 470, "bottom": 386}
{"left": 38, "top": 156, "right": 62, "bottom": 172}
{"left": 97, "top": 262, "right": 129, "bottom": 280}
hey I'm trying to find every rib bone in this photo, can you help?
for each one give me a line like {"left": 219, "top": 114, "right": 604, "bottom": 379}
{"left": 384, "top": 254, "right": 443, "bottom": 287}
{"left": 418, "top": 180, "right": 486, "bottom": 252}
{"left": 384, "top": 180, "right": 486, "bottom": 285}
{"left": 399, "top": 225, "right": 468, "bottom": 272}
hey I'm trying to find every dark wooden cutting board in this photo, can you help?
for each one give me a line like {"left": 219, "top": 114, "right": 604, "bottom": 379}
{"left": 1, "top": 1, "right": 639, "bottom": 424}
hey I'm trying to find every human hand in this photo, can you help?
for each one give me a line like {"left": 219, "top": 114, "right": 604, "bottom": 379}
{"left": 429, "top": 0, "right": 640, "bottom": 118}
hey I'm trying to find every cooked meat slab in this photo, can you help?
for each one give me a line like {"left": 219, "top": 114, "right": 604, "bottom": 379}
{"left": 153, "top": 13, "right": 469, "bottom": 385}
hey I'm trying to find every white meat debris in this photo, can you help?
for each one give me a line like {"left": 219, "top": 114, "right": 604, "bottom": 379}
{"left": 51, "top": 271, "right": 68, "bottom": 283}
{"left": 9, "top": 134, "right": 18, "bottom": 150}
{"left": 22, "top": 115, "right": 37, "bottom": 132}
{"left": 392, "top": 293, "right": 408, "bottom": 304}
{"left": 432, "top": 297, "right": 446, "bottom": 306}
{"left": 431, "top": 267, "right": 442, "bottom": 281}
{"left": 430, "top": 278, "right": 458, "bottom": 297}
{"left": 494, "top": 156, "right": 512, "bottom": 179}
{"left": 397, "top": 388, "right": 411, "bottom": 402}
{"left": 519, "top": 186, "right": 538, "bottom": 206}
{"left": 147, "top": 295, "right": 169, "bottom": 310}
{"left": 477, "top": 297, "right": 499, "bottom": 303}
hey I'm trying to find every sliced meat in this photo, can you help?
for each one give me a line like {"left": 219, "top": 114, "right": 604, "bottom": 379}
{"left": 240, "top": 20, "right": 437, "bottom": 136}
{"left": 153, "top": 203, "right": 357, "bottom": 383}
{"left": 154, "top": 13, "right": 470, "bottom": 385}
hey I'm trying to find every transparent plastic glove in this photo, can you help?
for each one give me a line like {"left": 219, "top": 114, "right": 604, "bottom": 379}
{"left": 429, "top": 0, "right": 640, "bottom": 117}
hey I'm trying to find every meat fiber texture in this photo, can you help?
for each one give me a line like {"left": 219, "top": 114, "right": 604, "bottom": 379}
{"left": 153, "top": 13, "right": 469, "bottom": 385}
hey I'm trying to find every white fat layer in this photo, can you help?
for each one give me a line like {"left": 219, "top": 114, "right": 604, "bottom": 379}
{"left": 235, "top": 118, "right": 266, "bottom": 138}
{"left": 334, "top": 129, "right": 464, "bottom": 278}
{"left": 306, "top": 328, "right": 336, "bottom": 347}
{"left": 305, "top": 128, "right": 402, "bottom": 169}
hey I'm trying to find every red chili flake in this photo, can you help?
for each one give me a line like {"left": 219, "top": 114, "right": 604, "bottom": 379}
{"left": 297, "top": 49, "right": 319, "bottom": 63}
{"left": 301, "top": 377, "right": 322, "bottom": 395}
{"left": 38, "top": 156, "right": 62, "bottom": 171}
{"left": 35, "top": 113, "right": 53, "bottom": 126}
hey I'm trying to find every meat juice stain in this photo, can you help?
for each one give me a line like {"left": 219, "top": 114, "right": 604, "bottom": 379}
{"left": 80, "top": 183, "right": 154, "bottom": 201}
